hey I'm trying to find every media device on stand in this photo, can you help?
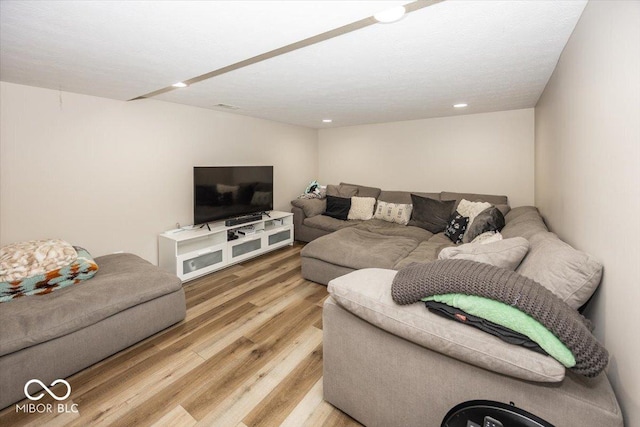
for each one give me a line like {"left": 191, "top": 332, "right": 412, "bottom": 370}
{"left": 225, "top": 214, "right": 263, "bottom": 227}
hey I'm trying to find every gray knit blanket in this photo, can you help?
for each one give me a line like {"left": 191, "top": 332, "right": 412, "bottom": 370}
{"left": 391, "top": 259, "right": 608, "bottom": 377}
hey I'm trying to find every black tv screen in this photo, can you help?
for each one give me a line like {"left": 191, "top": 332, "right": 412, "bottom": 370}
{"left": 194, "top": 166, "right": 273, "bottom": 225}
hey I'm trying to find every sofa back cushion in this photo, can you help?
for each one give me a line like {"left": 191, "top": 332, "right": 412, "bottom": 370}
{"left": 440, "top": 191, "right": 508, "bottom": 207}
{"left": 516, "top": 232, "right": 603, "bottom": 310}
{"left": 339, "top": 182, "right": 381, "bottom": 199}
{"left": 502, "top": 206, "right": 548, "bottom": 239}
{"left": 327, "top": 184, "right": 359, "bottom": 198}
{"left": 378, "top": 191, "right": 439, "bottom": 204}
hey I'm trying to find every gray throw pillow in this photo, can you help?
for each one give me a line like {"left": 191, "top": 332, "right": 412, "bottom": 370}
{"left": 408, "top": 194, "right": 455, "bottom": 234}
{"left": 464, "top": 206, "right": 506, "bottom": 243}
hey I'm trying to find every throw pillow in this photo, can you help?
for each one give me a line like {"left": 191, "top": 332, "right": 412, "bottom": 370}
{"left": 456, "top": 199, "right": 492, "bottom": 240}
{"left": 444, "top": 212, "right": 469, "bottom": 244}
{"left": 326, "top": 184, "right": 358, "bottom": 198}
{"left": 348, "top": 197, "right": 376, "bottom": 221}
{"left": 471, "top": 231, "right": 503, "bottom": 244}
{"left": 323, "top": 195, "right": 351, "bottom": 220}
{"left": 438, "top": 237, "right": 530, "bottom": 271}
{"left": 374, "top": 201, "right": 413, "bottom": 225}
{"left": 408, "top": 194, "right": 455, "bottom": 233}
{"left": 463, "top": 206, "right": 506, "bottom": 243}
{"left": 516, "top": 232, "right": 603, "bottom": 310}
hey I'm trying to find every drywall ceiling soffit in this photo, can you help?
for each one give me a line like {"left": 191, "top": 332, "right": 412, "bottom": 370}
{"left": 0, "top": 1, "right": 587, "bottom": 128}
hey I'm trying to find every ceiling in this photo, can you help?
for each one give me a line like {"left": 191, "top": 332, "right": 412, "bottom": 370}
{"left": 0, "top": 0, "right": 587, "bottom": 128}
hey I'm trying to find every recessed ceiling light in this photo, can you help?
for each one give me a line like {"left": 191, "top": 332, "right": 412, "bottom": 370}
{"left": 453, "top": 103, "right": 468, "bottom": 108}
{"left": 322, "top": 119, "right": 333, "bottom": 123}
{"left": 172, "top": 82, "right": 188, "bottom": 88}
{"left": 374, "top": 6, "right": 406, "bottom": 24}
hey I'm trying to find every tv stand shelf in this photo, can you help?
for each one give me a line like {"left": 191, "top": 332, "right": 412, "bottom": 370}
{"left": 158, "top": 211, "right": 294, "bottom": 282}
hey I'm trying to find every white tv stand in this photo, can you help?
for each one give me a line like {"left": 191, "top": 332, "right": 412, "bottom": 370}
{"left": 158, "top": 211, "right": 294, "bottom": 282}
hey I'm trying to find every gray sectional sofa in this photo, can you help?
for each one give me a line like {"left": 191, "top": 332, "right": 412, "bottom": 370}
{"left": 293, "top": 183, "right": 508, "bottom": 285}
{"left": 291, "top": 183, "right": 624, "bottom": 426}
{"left": 0, "top": 253, "right": 186, "bottom": 409}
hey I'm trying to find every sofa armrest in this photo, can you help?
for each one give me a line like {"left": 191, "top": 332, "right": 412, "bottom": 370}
{"left": 291, "top": 198, "right": 326, "bottom": 218}
{"left": 291, "top": 205, "right": 306, "bottom": 227}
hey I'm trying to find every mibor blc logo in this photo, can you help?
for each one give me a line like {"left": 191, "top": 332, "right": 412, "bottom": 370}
{"left": 16, "top": 379, "right": 79, "bottom": 414}
{"left": 24, "top": 379, "right": 71, "bottom": 401}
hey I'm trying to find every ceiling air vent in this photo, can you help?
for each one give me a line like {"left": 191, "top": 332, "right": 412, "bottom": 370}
{"left": 214, "top": 103, "right": 240, "bottom": 110}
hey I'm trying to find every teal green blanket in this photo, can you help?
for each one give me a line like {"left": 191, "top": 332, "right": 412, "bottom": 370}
{"left": 422, "top": 294, "right": 575, "bottom": 367}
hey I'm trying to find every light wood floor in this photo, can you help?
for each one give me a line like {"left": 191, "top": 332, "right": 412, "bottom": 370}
{"left": 0, "top": 243, "right": 361, "bottom": 427}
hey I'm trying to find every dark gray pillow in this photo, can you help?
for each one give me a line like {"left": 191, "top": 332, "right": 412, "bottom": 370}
{"left": 323, "top": 195, "right": 351, "bottom": 220}
{"left": 408, "top": 194, "right": 455, "bottom": 233}
{"left": 464, "top": 206, "right": 506, "bottom": 243}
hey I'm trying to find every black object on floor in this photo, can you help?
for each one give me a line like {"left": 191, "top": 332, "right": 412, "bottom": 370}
{"left": 441, "top": 400, "right": 554, "bottom": 427}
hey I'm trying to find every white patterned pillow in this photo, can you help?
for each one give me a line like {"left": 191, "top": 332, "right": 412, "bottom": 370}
{"left": 374, "top": 201, "right": 413, "bottom": 225}
{"left": 348, "top": 197, "right": 376, "bottom": 220}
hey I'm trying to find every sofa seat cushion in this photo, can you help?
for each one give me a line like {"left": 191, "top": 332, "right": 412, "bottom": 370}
{"left": 303, "top": 215, "right": 362, "bottom": 232}
{"left": 327, "top": 268, "right": 566, "bottom": 382}
{"left": 0, "top": 253, "right": 183, "bottom": 356}
{"left": 394, "top": 239, "right": 454, "bottom": 269}
{"left": 355, "top": 219, "right": 433, "bottom": 241}
{"left": 301, "top": 227, "right": 422, "bottom": 270}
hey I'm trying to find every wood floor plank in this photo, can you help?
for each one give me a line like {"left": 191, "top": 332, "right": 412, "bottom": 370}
{"left": 280, "top": 377, "right": 324, "bottom": 427}
{"left": 0, "top": 244, "right": 360, "bottom": 427}
{"left": 150, "top": 405, "right": 197, "bottom": 427}
{"left": 193, "top": 282, "right": 321, "bottom": 360}
{"left": 71, "top": 350, "right": 204, "bottom": 427}
{"left": 195, "top": 326, "right": 323, "bottom": 427}
{"left": 242, "top": 343, "right": 323, "bottom": 427}
{"left": 106, "top": 337, "right": 257, "bottom": 427}
{"left": 183, "top": 300, "right": 322, "bottom": 420}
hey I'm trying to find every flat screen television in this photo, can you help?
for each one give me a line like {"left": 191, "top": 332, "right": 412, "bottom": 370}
{"left": 193, "top": 166, "right": 273, "bottom": 225}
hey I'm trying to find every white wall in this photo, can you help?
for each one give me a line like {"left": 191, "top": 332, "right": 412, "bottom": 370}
{"left": 535, "top": 1, "right": 640, "bottom": 424}
{"left": 0, "top": 82, "right": 318, "bottom": 264}
{"left": 318, "top": 109, "right": 534, "bottom": 207}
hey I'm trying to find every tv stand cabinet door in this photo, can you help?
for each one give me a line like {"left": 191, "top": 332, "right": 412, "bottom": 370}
{"left": 177, "top": 244, "right": 226, "bottom": 281}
